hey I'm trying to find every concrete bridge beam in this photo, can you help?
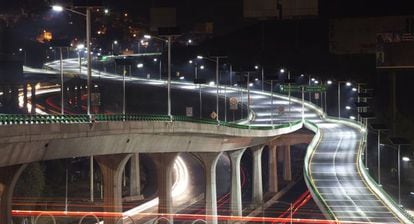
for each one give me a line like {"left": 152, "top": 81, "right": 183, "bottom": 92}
{"left": 0, "top": 164, "right": 27, "bottom": 224}
{"left": 150, "top": 153, "right": 178, "bottom": 224}
{"left": 228, "top": 148, "right": 246, "bottom": 217}
{"left": 252, "top": 145, "right": 264, "bottom": 206}
{"left": 95, "top": 154, "right": 132, "bottom": 224}
{"left": 195, "top": 152, "right": 222, "bottom": 224}
{"left": 268, "top": 145, "right": 278, "bottom": 193}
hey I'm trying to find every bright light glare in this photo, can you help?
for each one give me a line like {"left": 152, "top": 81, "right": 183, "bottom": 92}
{"left": 209, "top": 81, "right": 215, "bottom": 86}
{"left": 352, "top": 87, "right": 357, "bottom": 92}
{"left": 403, "top": 157, "right": 410, "bottom": 162}
{"left": 197, "top": 55, "right": 203, "bottom": 59}
{"left": 179, "top": 76, "right": 185, "bottom": 80}
{"left": 249, "top": 83, "right": 253, "bottom": 87}
{"left": 104, "top": 9, "right": 109, "bottom": 14}
{"left": 153, "top": 58, "right": 158, "bottom": 62}
{"left": 113, "top": 40, "right": 118, "bottom": 44}
{"left": 346, "top": 82, "right": 352, "bottom": 86}
{"left": 327, "top": 80, "right": 333, "bottom": 85}
{"left": 311, "top": 78, "right": 315, "bottom": 81}
{"left": 345, "top": 106, "right": 351, "bottom": 110}
{"left": 52, "top": 5, "right": 64, "bottom": 12}
{"left": 350, "top": 116, "right": 356, "bottom": 120}
{"left": 76, "top": 44, "right": 85, "bottom": 50}
{"left": 280, "top": 68, "right": 285, "bottom": 73}
{"left": 254, "top": 78, "right": 259, "bottom": 81}
{"left": 314, "top": 80, "right": 319, "bottom": 84}
{"left": 137, "top": 63, "right": 143, "bottom": 68}
{"left": 188, "top": 60, "right": 193, "bottom": 64}
{"left": 254, "top": 65, "right": 259, "bottom": 70}
{"left": 188, "top": 39, "right": 192, "bottom": 43}
{"left": 144, "top": 35, "right": 151, "bottom": 39}
{"left": 200, "top": 65, "right": 204, "bottom": 69}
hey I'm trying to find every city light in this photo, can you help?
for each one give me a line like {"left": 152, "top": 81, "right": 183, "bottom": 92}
{"left": 346, "top": 82, "right": 352, "bottom": 86}
{"left": 188, "top": 60, "right": 193, "bottom": 64}
{"left": 280, "top": 68, "right": 285, "bottom": 73}
{"left": 314, "top": 80, "right": 319, "bottom": 84}
{"left": 249, "top": 83, "right": 253, "bottom": 87}
{"left": 137, "top": 63, "right": 144, "bottom": 68}
{"left": 327, "top": 80, "right": 333, "bottom": 85}
{"left": 200, "top": 65, "right": 205, "bottom": 69}
{"left": 345, "top": 106, "right": 351, "bottom": 110}
{"left": 403, "top": 157, "right": 410, "bottom": 162}
{"left": 76, "top": 44, "right": 85, "bottom": 50}
{"left": 311, "top": 78, "right": 315, "bottom": 81}
{"left": 104, "top": 9, "right": 109, "bottom": 14}
{"left": 179, "top": 76, "right": 185, "bottom": 80}
{"left": 352, "top": 87, "right": 357, "bottom": 92}
{"left": 254, "top": 78, "right": 259, "bottom": 81}
{"left": 51, "top": 5, "right": 64, "bottom": 12}
{"left": 143, "top": 35, "right": 152, "bottom": 39}
{"left": 209, "top": 81, "right": 215, "bottom": 86}
{"left": 350, "top": 116, "right": 356, "bottom": 120}
{"left": 153, "top": 58, "right": 158, "bottom": 62}
{"left": 188, "top": 39, "right": 192, "bottom": 44}
{"left": 254, "top": 65, "right": 259, "bottom": 70}
{"left": 197, "top": 55, "right": 203, "bottom": 59}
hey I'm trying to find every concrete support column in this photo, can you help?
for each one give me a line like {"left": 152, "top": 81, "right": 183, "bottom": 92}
{"left": 0, "top": 164, "right": 27, "bottom": 224}
{"left": 268, "top": 145, "right": 278, "bottom": 193}
{"left": 228, "top": 148, "right": 246, "bottom": 217}
{"left": 283, "top": 145, "right": 292, "bottom": 181}
{"left": 150, "top": 153, "right": 178, "bottom": 224}
{"left": 129, "top": 153, "right": 141, "bottom": 197}
{"left": 95, "top": 154, "right": 132, "bottom": 224}
{"left": 195, "top": 152, "right": 222, "bottom": 224}
{"left": 252, "top": 145, "right": 264, "bottom": 206}
{"left": 30, "top": 84, "right": 36, "bottom": 114}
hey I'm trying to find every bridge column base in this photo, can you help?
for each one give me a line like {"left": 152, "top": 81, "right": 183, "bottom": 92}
{"left": 195, "top": 152, "right": 222, "bottom": 224}
{"left": 0, "top": 164, "right": 27, "bottom": 224}
{"left": 228, "top": 148, "right": 246, "bottom": 217}
{"left": 268, "top": 145, "right": 279, "bottom": 193}
{"left": 95, "top": 154, "right": 132, "bottom": 224}
{"left": 150, "top": 153, "right": 178, "bottom": 224}
{"left": 252, "top": 145, "right": 264, "bottom": 206}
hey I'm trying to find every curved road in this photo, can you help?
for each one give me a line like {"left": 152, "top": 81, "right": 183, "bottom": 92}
{"left": 44, "top": 58, "right": 407, "bottom": 223}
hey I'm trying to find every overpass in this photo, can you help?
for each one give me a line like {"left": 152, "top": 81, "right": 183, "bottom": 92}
{"left": 0, "top": 58, "right": 412, "bottom": 224}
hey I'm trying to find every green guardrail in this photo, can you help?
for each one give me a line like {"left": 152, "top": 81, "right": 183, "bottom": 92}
{"left": 0, "top": 114, "right": 302, "bottom": 132}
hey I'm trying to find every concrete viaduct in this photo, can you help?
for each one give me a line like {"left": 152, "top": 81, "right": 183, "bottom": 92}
{"left": 0, "top": 119, "right": 313, "bottom": 224}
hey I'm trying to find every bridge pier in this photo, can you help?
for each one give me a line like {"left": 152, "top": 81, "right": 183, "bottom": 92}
{"left": 151, "top": 153, "right": 178, "bottom": 224}
{"left": 0, "top": 164, "right": 27, "bottom": 224}
{"left": 196, "top": 152, "right": 222, "bottom": 224}
{"left": 95, "top": 154, "right": 132, "bottom": 224}
{"left": 282, "top": 145, "right": 292, "bottom": 181}
{"left": 129, "top": 153, "right": 142, "bottom": 198}
{"left": 228, "top": 148, "right": 246, "bottom": 217}
{"left": 268, "top": 145, "right": 279, "bottom": 193}
{"left": 252, "top": 146, "right": 264, "bottom": 206}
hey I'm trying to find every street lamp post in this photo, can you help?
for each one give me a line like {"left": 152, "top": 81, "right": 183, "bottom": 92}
{"left": 144, "top": 34, "right": 173, "bottom": 118}
{"left": 337, "top": 81, "right": 352, "bottom": 118}
{"left": 52, "top": 5, "right": 93, "bottom": 116}
{"left": 389, "top": 137, "right": 411, "bottom": 206}
{"left": 371, "top": 123, "right": 388, "bottom": 186}
{"left": 197, "top": 55, "right": 227, "bottom": 122}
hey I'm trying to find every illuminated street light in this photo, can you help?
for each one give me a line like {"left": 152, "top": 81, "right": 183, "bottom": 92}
{"left": 197, "top": 55, "right": 203, "bottom": 59}
{"left": 327, "top": 80, "right": 333, "bottom": 85}
{"left": 280, "top": 68, "right": 285, "bottom": 73}
{"left": 352, "top": 87, "right": 357, "bottom": 92}
{"left": 254, "top": 65, "right": 259, "bottom": 70}
{"left": 153, "top": 58, "right": 158, "bottom": 62}
{"left": 249, "top": 83, "right": 253, "bottom": 87}
{"left": 346, "top": 82, "right": 352, "bottom": 86}
{"left": 314, "top": 80, "right": 319, "bottom": 84}
{"left": 403, "top": 157, "right": 410, "bottom": 162}
{"left": 188, "top": 39, "right": 192, "bottom": 44}
{"left": 52, "top": 5, "right": 64, "bottom": 12}
{"left": 137, "top": 63, "right": 143, "bottom": 68}
{"left": 311, "top": 78, "right": 315, "bottom": 82}
{"left": 345, "top": 106, "right": 351, "bottom": 110}
{"left": 143, "top": 34, "right": 152, "bottom": 39}
{"left": 200, "top": 65, "right": 205, "bottom": 69}
{"left": 188, "top": 60, "right": 193, "bottom": 64}
{"left": 350, "top": 116, "right": 356, "bottom": 120}
{"left": 104, "top": 9, "right": 109, "bottom": 14}
{"left": 179, "top": 76, "right": 185, "bottom": 80}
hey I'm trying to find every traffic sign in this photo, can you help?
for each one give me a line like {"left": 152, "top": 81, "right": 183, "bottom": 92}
{"left": 280, "top": 85, "right": 327, "bottom": 93}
